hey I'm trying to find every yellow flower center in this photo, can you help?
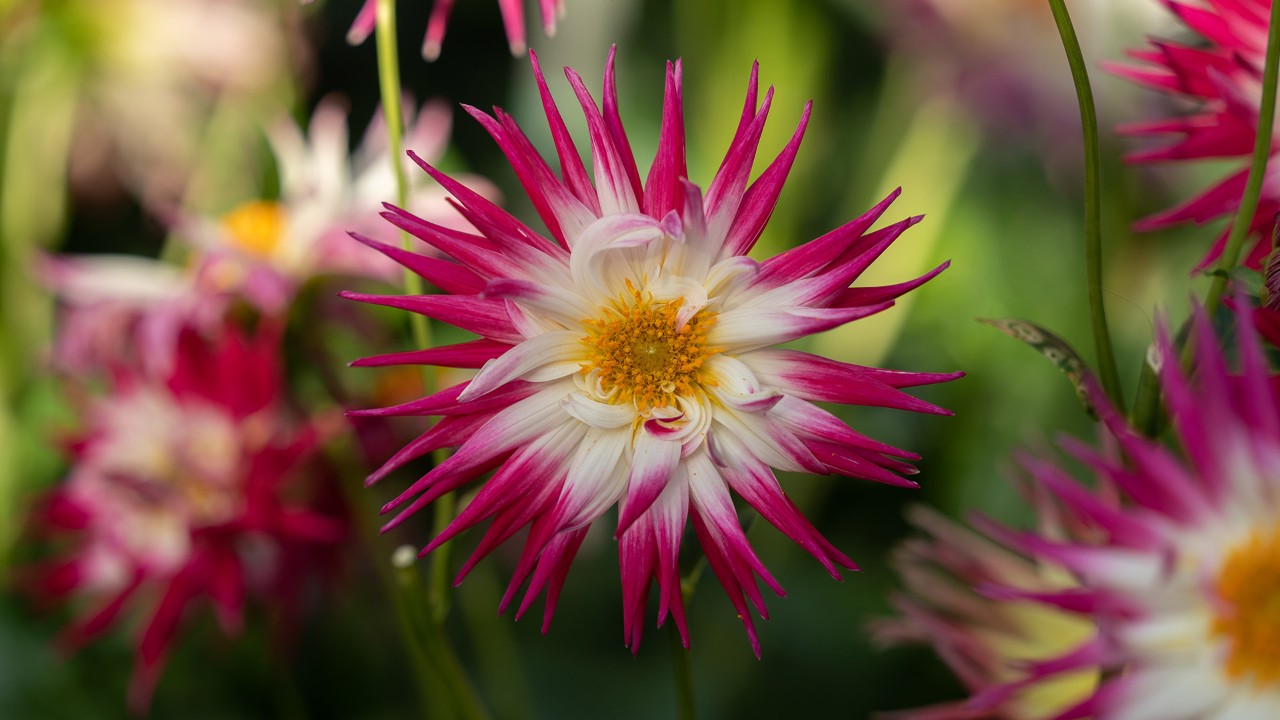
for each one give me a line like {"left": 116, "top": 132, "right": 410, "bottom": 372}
{"left": 1213, "top": 524, "right": 1280, "bottom": 687}
{"left": 583, "top": 286, "right": 717, "bottom": 410}
{"left": 221, "top": 200, "right": 286, "bottom": 259}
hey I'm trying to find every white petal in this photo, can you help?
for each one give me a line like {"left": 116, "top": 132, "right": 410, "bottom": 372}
{"left": 562, "top": 393, "right": 636, "bottom": 429}
{"left": 459, "top": 330, "right": 584, "bottom": 401}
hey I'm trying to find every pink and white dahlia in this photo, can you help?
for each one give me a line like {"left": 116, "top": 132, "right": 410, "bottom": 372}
{"left": 1109, "top": 0, "right": 1278, "bottom": 269}
{"left": 874, "top": 504, "right": 1098, "bottom": 719}
{"left": 39, "top": 253, "right": 223, "bottom": 375}
{"left": 345, "top": 50, "right": 960, "bottom": 652}
{"left": 902, "top": 305, "right": 1280, "bottom": 719}
{"left": 188, "top": 97, "right": 485, "bottom": 314}
{"left": 341, "top": 0, "right": 566, "bottom": 61}
{"left": 29, "top": 322, "right": 345, "bottom": 709}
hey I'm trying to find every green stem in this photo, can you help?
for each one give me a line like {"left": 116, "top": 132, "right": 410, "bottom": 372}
{"left": 1204, "top": 0, "right": 1280, "bottom": 314}
{"left": 668, "top": 623, "right": 697, "bottom": 720}
{"left": 330, "top": 438, "right": 438, "bottom": 718}
{"left": 1046, "top": 0, "right": 1125, "bottom": 415}
{"left": 391, "top": 544, "right": 491, "bottom": 720}
{"left": 373, "top": 0, "right": 457, "bottom": 621}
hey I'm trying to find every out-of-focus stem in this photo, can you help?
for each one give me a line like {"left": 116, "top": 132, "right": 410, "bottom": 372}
{"left": 373, "top": 0, "right": 458, "bottom": 622}
{"left": 1046, "top": 0, "right": 1125, "bottom": 415}
{"left": 669, "top": 623, "right": 697, "bottom": 720}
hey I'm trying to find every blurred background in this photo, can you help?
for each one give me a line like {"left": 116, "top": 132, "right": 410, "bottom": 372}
{"left": 0, "top": 0, "right": 1231, "bottom": 716}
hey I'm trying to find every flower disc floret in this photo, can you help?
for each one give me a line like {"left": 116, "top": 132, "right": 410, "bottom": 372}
{"left": 221, "top": 200, "right": 286, "bottom": 259}
{"left": 1214, "top": 524, "right": 1280, "bottom": 687}
{"left": 583, "top": 286, "right": 717, "bottom": 410}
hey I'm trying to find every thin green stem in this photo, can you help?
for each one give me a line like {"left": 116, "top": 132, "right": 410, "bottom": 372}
{"left": 374, "top": 0, "right": 429, "bottom": 349}
{"left": 668, "top": 623, "right": 697, "bottom": 720}
{"left": 331, "top": 441, "right": 437, "bottom": 718}
{"left": 373, "top": 0, "right": 457, "bottom": 621}
{"left": 393, "top": 546, "right": 490, "bottom": 720}
{"left": 1046, "top": 0, "right": 1125, "bottom": 415}
{"left": 1204, "top": 0, "right": 1280, "bottom": 315}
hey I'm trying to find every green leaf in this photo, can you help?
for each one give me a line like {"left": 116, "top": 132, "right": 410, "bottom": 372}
{"left": 978, "top": 317, "right": 1098, "bottom": 419}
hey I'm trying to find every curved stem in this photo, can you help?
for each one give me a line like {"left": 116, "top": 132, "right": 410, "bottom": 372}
{"left": 1046, "top": 0, "right": 1125, "bottom": 415}
{"left": 668, "top": 622, "right": 697, "bottom": 720}
{"left": 374, "top": 0, "right": 457, "bottom": 621}
{"left": 1204, "top": 0, "right": 1280, "bottom": 314}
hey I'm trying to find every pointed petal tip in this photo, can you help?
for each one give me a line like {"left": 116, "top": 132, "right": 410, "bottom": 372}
{"left": 422, "top": 41, "right": 442, "bottom": 62}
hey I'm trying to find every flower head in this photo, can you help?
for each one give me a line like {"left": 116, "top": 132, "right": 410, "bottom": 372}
{"left": 188, "top": 97, "right": 483, "bottom": 314}
{"left": 886, "top": 303, "right": 1280, "bottom": 718}
{"left": 341, "top": 0, "right": 566, "bottom": 61}
{"left": 1109, "top": 0, "right": 1278, "bottom": 269}
{"left": 28, "top": 322, "right": 345, "bottom": 710}
{"left": 346, "top": 50, "right": 960, "bottom": 653}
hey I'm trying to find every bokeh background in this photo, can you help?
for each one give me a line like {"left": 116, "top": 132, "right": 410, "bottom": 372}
{"left": 0, "top": 0, "right": 1232, "bottom": 716}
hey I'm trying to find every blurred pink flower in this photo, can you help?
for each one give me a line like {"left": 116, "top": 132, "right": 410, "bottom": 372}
{"left": 884, "top": 303, "right": 1280, "bottom": 717}
{"left": 27, "top": 322, "right": 345, "bottom": 711}
{"left": 1110, "top": 0, "right": 1278, "bottom": 270}
{"left": 345, "top": 49, "right": 960, "bottom": 653}
{"left": 39, "top": 253, "right": 228, "bottom": 376}
{"left": 873, "top": 504, "right": 1099, "bottom": 719}
{"left": 184, "top": 97, "right": 492, "bottom": 314}
{"left": 338, "top": 0, "right": 566, "bottom": 60}
{"left": 41, "top": 97, "right": 489, "bottom": 355}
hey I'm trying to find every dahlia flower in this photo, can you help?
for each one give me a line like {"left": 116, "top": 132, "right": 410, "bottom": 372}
{"left": 340, "top": 0, "right": 566, "bottom": 61}
{"left": 873, "top": 505, "right": 1098, "bottom": 719}
{"left": 39, "top": 253, "right": 221, "bottom": 375}
{"left": 346, "top": 49, "right": 960, "bottom": 653}
{"left": 28, "top": 322, "right": 345, "bottom": 709}
{"left": 187, "top": 97, "right": 486, "bottom": 314}
{"left": 1109, "top": 0, "right": 1278, "bottom": 269}
{"left": 887, "top": 304, "right": 1280, "bottom": 718}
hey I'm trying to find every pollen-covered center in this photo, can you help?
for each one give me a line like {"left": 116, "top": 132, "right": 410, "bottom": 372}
{"left": 582, "top": 287, "right": 716, "bottom": 410}
{"left": 221, "top": 200, "right": 286, "bottom": 259}
{"left": 1212, "top": 523, "right": 1280, "bottom": 687}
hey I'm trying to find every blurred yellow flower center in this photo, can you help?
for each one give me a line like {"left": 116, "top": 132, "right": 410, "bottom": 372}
{"left": 1213, "top": 524, "right": 1280, "bottom": 686}
{"left": 583, "top": 287, "right": 716, "bottom": 410}
{"left": 221, "top": 200, "right": 286, "bottom": 258}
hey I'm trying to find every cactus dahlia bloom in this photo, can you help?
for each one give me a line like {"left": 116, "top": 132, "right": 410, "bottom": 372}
{"left": 339, "top": 0, "right": 565, "bottom": 60}
{"left": 1108, "top": 0, "right": 1278, "bottom": 270}
{"left": 891, "top": 306, "right": 1280, "bottom": 719}
{"left": 345, "top": 50, "right": 960, "bottom": 653}
{"left": 28, "top": 323, "right": 345, "bottom": 709}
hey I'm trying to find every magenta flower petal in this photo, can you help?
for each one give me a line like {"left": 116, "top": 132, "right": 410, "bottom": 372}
{"left": 344, "top": 0, "right": 565, "bottom": 60}
{"left": 1111, "top": 0, "right": 1279, "bottom": 269}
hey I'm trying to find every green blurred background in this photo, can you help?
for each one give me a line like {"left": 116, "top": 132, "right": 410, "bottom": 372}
{"left": 0, "top": 0, "right": 1228, "bottom": 716}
